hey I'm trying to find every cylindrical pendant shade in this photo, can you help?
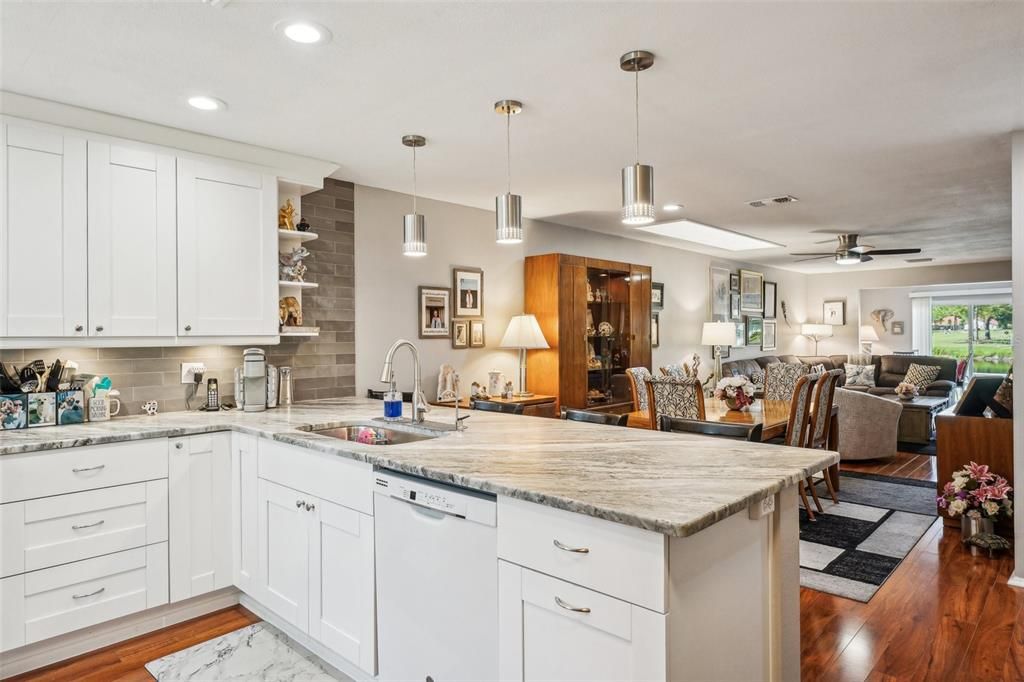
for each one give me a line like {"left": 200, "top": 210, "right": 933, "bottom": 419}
{"left": 402, "top": 213, "right": 427, "bottom": 257}
{"left": 495, "top": 193, "right": 523, "bottom": 244}
{"left": 621, "top": 163, "right": 655, "bottom": 225}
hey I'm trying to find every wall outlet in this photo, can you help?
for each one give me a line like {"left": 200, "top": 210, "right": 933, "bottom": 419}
{"left": 180, "top": 362, "right": 207, "bottom": 384}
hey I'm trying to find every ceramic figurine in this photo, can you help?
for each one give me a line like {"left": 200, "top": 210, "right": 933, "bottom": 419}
{"left": 278, "top": 198, "right": 296, "bottom": 230}
{"left": 296, "top": 216, "right": 310, "bottom": 232}
{"left": 279, "top": 296, "right": 303, "bottom": 327}
{"left": 437, "top": 364, "right": 457, "bottom": 402}
{"left": 143, "top": 400, "right": 159, "bottom": 416}
{"left": 503, "top": 381, "right": 514, "bottom": 399}
{"left": 279, "top": 246, "right": 311, "bottom": 282}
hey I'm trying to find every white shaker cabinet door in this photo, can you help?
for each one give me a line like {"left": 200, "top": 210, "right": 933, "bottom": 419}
{"left": 0, "top": 123, "right": 88, "bottom": 337}
{"left": 257, "top": 478, "right": 311, "bottom": 633}
{"left": 498, "top": 561, "right": 666, "bottom": 682}
{"left": 231, "top": 432, "right": 260, "bottom": 598}
{"left": 176, "top": 158, "right": 277, "bottom": 336}
{"left": 87, "top": 142, "right": 176, "bottom": 337}
{"left": 168, "top": 434, "right": 232, "bottom": 602}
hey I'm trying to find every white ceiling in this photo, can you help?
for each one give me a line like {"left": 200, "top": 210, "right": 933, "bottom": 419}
{"left": 2, "top": 1, "right": 1022, "bottom": 273}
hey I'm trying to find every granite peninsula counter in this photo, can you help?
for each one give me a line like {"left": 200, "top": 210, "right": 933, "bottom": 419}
{"left": 0, "top": 397, "right": 836, "bottom": 537}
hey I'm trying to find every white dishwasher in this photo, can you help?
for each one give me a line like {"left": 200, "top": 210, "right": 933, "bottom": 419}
{"left": 374, "top": 469, "right": 498, "bottom": 682}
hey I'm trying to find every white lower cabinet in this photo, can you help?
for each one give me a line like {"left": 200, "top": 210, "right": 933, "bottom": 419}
{"left": 168, "top": 433, "right": 232, "bottom": 602}
{"left": 231, "top": 433, "right": 260, "bottom": 597}
{"left": 256, "top": 476, "right": 377, "bottom": 675}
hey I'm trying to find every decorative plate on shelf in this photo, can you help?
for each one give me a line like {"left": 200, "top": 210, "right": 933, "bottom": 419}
{"left": 598, "top": 321, "right": 614, "bottom": 337}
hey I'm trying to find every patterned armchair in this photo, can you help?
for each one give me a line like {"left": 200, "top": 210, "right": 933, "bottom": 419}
{"left": 764, "top": 363, "right": 809, "bottom": 401}
{"left": 645, "top": 377, "right": 705, "bottom": 430}
{"left": 626, "top": 367, "right": 653, "bottom": 411}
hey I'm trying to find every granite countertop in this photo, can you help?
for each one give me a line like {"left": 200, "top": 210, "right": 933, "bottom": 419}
{"left": 0, "top": 398, "right": 837, "bottom": 537}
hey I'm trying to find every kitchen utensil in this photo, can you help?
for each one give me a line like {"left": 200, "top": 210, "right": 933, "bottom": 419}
{"left": 18, "top": 380, "right": 39, "bottom": 393}
{"left": 0, "top": 363, "right": 20, "bottom": 392}
{"left": 45, "top": 359, "right": 62, "bottom": 392}
{"left": 266, "top": 365, "right": 278, "bottom": 408}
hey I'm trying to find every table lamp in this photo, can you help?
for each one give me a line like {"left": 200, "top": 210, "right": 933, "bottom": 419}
{"left": 500, "top": 314, "right": 549, "bottom": 397}
{"left": 702, "top": 322, "right": 737, "bottom": 388}
{"left": 801, "top": 323, "right": 833, "bottom": 355}
{"left": 859, "top": 324, "right": 879, "bottom": 354}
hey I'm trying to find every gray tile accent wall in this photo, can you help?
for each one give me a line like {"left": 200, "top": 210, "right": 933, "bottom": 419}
{"left": 0, "top": 179, "right": 356, "bottom": 416}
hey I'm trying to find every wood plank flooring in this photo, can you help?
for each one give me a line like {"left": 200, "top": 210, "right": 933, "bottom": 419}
{"left": 802, "top": 452, "right": 1024, "bottom": 681}
{"left": 8, "top": 453, "right": 1021, "bottom": 681}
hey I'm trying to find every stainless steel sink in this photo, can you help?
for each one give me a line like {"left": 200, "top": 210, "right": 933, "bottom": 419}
{"left": 306, "top": 423, "right": 439, "bottom": 446}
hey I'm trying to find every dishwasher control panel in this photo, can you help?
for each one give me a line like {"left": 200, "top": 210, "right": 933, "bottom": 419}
{"left": 373, "top": 469, "right": 497, "bottom": 525}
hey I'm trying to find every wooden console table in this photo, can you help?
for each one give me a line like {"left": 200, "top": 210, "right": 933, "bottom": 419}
{"left": 936, "top": 412, "right": 1013, "bottom": 530}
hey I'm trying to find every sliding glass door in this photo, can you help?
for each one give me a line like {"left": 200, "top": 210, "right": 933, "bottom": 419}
{"left": 931, "top": 301, "right": 1012, "bottom": 375}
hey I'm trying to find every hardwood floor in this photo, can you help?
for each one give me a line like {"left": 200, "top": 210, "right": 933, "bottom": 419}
{"left": 802, "top": 452, "right": 1024, "bottom": 681}
{"left": 7, "top": 606, "right": 260, "bottom": 682}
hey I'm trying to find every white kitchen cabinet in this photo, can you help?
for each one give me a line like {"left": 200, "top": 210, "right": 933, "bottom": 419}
{"left": 497, "top": 561, "right": 666, "bottom": 682}
{"left": 0, "top": 122, "right": 87, "bottom": 337}
{"left": 231, "top": 433, "right": 260, "bottom": 597}
{"left": 257, "top": 478, "right": 311, "bottom": 632}
{"left": 87, "top": 141, "right": 176, "bottom": 337}
{"left": 176, "top": 158, "right": 277, "bottom": 336}
{"left": 168, "top": 433, "right": 232, "bottom": 602}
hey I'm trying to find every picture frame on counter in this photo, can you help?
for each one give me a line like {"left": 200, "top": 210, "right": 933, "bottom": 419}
{"left": 469, "top": 319, "right": 486, "bottom": 347}
{"left": 762, "top": 320, "right": 778, "bottom": 351}
{"left": 745, "top": 316, "right": 764, "bottom": 346}
{"left": 763, "top": 281, "right": 777, "bottom": 319}
{"left": 453, "top": 266, "right": 484, "bottom": 318}
{"left": 452, "top": 319, "right": 470, "bottom": 348}
{"left": 0, "top": 394, "right": 28, "bottom": 429}
{"left": 418, "top": 286, "right": 452, "bottom": 339}
{"left": 823, "top": 299, "right": 846, "bottom": 326}
{"left": 57, "top": 389, "right": 86, "bottom": 425}
{"left": 28, "top": 392, "right": 56, "bottom": 427}
{"left": 739, "top": 269, "right": 764, "bottom": 314}
{"left": 651, "top": 282, "right": 665, "bottom": 310}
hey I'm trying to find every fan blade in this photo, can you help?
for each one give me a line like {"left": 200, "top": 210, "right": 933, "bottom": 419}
{"left": 794, "top": 255, "right": 833, "bottom": 263}
{"left": 865, "top": 248, "right": 921, "bottom": 256}
{"left": 859, "top": 255, "right": 874, "bottom": 262}
{"left": 789, "top": 252, "right": 834, "bottom": 257}
{"left": 848, "top": 244, "right": 874, "bottom": 254}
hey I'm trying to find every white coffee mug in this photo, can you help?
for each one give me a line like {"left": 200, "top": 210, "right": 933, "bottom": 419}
{"left": 88, "top": 390, "right": 121, "bottom": 422}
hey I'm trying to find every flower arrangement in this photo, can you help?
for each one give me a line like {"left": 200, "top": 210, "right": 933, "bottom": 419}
{"left": 714, "top": 376, "right": 755, "bottom": 411}
{"left": 895, "top": 381, "right": 919, "bottom": 400}
{"left": 937, "top": 462, "right": 1013, "bottom": 520}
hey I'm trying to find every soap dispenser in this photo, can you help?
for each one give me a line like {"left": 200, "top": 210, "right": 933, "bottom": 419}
{"left": 383, "top": 378, "right": 402, "bottom": 421}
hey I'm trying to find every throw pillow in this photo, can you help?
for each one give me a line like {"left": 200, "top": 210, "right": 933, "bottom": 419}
{"left": 991, "top": 370, "right": 1013, "bottom": 417}
{"left": 845, "top": 363, "right": 876, "bottom": 387}
{"left": 904, "top": 363, "right": 941, "bottom": 389}
{"left": 809, "top": 363, "right": 827, "bottom": 375}
{"left": 750, "top": 369, "right": 766, "bottom": 388}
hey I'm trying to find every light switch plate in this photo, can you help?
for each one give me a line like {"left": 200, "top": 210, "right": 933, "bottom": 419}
{"left": 180, "top": 362, "right": 207, "bottom": 384}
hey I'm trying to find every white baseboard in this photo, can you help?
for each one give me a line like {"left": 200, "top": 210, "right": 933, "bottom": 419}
{"left": 0, "top": 588, "right": 240, "bottom": 680}
{"left": 238, "top": 594, "right": 372, "bottom": 682}
{"left": 1008, "top": 574, "right": 1024, "bottom": 589}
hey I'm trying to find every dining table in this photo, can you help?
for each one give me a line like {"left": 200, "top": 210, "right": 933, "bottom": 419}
{"left": 625, "top": 398, "right": 841, "bottom": 490}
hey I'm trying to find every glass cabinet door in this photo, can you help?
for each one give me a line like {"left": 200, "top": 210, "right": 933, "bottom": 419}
{"left": 585, "top": 266, "right": 632, "bottom": 407}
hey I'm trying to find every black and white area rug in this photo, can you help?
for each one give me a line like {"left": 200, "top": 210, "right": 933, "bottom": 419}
{"left": 799, "top": 472, "right": 937, "bottom": 602}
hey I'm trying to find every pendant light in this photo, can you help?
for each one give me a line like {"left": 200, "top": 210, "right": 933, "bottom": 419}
{"left": 494, "top": 99, "right": 523, "bottom": 244}
{"left": 620, "top": 50, "right": 655, "bottom": 226}
{"left": 401, "top": 134, "right": 427, "bottom": 257}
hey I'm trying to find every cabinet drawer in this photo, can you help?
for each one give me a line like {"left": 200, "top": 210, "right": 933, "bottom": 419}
{"left": 497, "top": 496, "right": 666, "bottom": 612}
{"left": 258, "top": 439, "right": 372, "bottom": 514}
{"left": 0, "top": 439, "right": 168, "bottom": 504}
{"left": 1, "top": 480, "right": 168, "bottom": 578}
{"left": 1, "top": 543, "right": 169, "bottom": 651}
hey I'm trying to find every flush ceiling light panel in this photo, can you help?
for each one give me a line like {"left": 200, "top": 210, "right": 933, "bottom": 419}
{"left": 637, "top": 219, "right": 782, "bottom": 251}
{"left": 747, "top": 195, "right": 799, "bottom": 208}
{"left": 187, "top": 95, "right": 226, "bottom": 111}
{"left": 277, "top": 20, "right": 332, "bottom": 44}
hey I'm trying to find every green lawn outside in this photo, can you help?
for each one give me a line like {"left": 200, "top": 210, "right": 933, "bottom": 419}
{"left": 931, "top": 328, "right": 1012, "bottom": 373}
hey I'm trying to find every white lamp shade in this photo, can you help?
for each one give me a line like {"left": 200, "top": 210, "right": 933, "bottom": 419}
{"left": 500, "top": 314, "right": 550, "bottom": 349}
{"left": 859, "top": 324, "right": 880, "bottom": 342}
{"left": 701, "top": 322, "right": 736, "bottom": 346}
{"left": 801, "top": 323, "right": 834, "bottom": 338}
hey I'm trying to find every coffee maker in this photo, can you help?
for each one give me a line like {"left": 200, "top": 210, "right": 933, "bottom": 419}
{"left": 241, "top": 348, "right": 268, "bottom": 412}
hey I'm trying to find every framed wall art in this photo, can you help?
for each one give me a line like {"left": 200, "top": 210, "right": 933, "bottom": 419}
{"left": 762, "top": 281, "right": 777, "bottom": 319}
{"left": 734, "top": 321, "right": 746, "bottom": 348}
{"left": 891, "top": 321, "right": 905, "bottom": 335}
{"left": 469, "top": 319, "right": 486, "bottom": 347}
{"left": 651, "top": 282, "right": 665, "bottom": 311}
{"left": 762, "top": 320, "right": 778, "bottom": 351}
{"left": 453, "top": 266, "right": 484, "bottom": 317}
{"left": 739, "top": 270, "right": 764, "bottom": 314}
{"left": 745, "top": 316, "right": 764, "bottom": 347}
{"left": 823, "top": 299, "right": 846, "bottom": 326}
{"left": 709, "top": 266, "right": 731, "bottom": 322}
{"left": 418, "top": 286, "right": 452, "bottom": 339}
{"left": 730, "top": 293, "right": 741, "bottom": 321}
{"left": 452, "top": 319, "right": 469, "bottom": 348}
{"left": 651, "top": 313, "right": 660, "bottom": 348}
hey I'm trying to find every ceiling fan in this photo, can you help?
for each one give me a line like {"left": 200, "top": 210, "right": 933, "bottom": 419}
{"left": 790, "top": 233, "right": 921, "bottom": 265}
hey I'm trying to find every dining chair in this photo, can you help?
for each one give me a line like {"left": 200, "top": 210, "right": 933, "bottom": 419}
{"left": 562, "top": 409, "right": 629, "bottom": 427}
{"left": 645, "top": 376, "right": 705, "bottom": 430}
{"left": 660, "top": 364, "right": 686, "bottom": 378}
{"left": 472, "top": 400, "right": 525, "bottom": 415}
{"left": 784, "top": 374, "right": 817, "bottom": 520}
{"left": 658, "top": 416, "right": 763, "bottom": 442}
{"left": 803, "top": 369, "right": 843, "bottom": 511}
{"left": 626, "top": 367, "right": 653, "bottom": 412}
{"left": 764, "top": 363, "right": 808, "bottom": 401}
{"left": 366, "top": 388, "right": 415, "bottom": 402}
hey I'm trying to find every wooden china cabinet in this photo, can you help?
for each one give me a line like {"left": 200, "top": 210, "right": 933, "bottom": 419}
{"left": 524, "top": 253, "right": 652, "bottom": 412}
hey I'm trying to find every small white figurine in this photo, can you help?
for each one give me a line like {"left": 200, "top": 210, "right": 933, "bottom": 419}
{"left": 142, "top": 400, "right": 159, "bottom": 416}
{"left": 437, "top": 364, "right": 457, "bottom": 402}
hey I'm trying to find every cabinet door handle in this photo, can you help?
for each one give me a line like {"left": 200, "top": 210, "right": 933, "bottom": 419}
{"left": 296, "top": 499, "right": 304, "bottom": 508}
{"left": 554, "top": 596, "right": 591, "bottom": 614}
{"left": 553, "top": 539, "right": 590, "bottom": 554}
{"left": 95, "top": 325, "right": 104, "bottom": 333}
{"left": 304, "top": 502, "right": 316, "bottom": 512}
{"left": 74, "top": 325, "right": 84, "bottom": 332}
{"left": 184, "top": 325, "right": 192, "bottom": 332}
{"left": 72, "top": 587, "right": 105, "bottom": 600}
{"left": 175, "top": 442, "right": 184, "bottom": 450}
{"left": 72, "top": 464, "right": 106, "bottom": 474}
{"left": 72, "top": 519, "right": 105, "bottom": 530}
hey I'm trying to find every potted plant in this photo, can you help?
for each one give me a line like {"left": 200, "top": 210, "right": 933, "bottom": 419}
{"left": 937, "top": 462, "right": 1013, "bottom": 545}
{"left": 894, "top": 381, "right": 919, "bottom": 401}
{"left": 713, "top": 376, "right": 756, "bottom": 412}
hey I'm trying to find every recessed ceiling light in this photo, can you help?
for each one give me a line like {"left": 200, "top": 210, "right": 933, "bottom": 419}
{"left": 187, "top": 95, "right": 226, "bottom": 111}
{"left": 279, "top": 20, "right": 331, "bottom": 44}
{"left": 636, "top": 219, "right": 782, "bottom": 251}
{"left": 662, "top": 203, "right": 684, "bottom": 212}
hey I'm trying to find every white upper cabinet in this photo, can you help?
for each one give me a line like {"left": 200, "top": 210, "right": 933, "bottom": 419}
{"left": 177, "top": 159, "right": 277, "bottom": 336}
{"left": 87, "top": 142, "right": 177, "bottom": 337}
{"left": 1, "top": 123, "right": 88, "bottom": 337}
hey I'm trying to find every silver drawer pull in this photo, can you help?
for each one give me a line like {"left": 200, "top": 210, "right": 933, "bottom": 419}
{"left": 553, "top": 539, "right": 590, "bottom": 554}
{"left": 72, "top": 464, "right": 106, "bottom": 474}
{"left": 72, "top": 519, "right": 105, "bottom": 530}
{"left": 72, "top": 587, "right": 105, "bottom": 600}
{"left": 554, "top": 596, "right": 591, "bottom": 614}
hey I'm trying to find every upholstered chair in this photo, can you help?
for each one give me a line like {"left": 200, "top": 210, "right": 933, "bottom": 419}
{"left": 784, "top": 375, "right": 817, "bottom": 519}
{"left": 661, "top": 364, "right": 686, "bottom": 378}
{"left": 832, "top": 389, "right": 902, "bottom": 461}
{"left": 626, "top": 367, "right": 653, "bottom": 412}
{"left": 804, "top": 369, "right": 843, "bottom": 510}
{"left": 765, "top": 363, "right": 808, "bottom": 401}
{"left": 645, "top": 376, "right": 705, "bottom": 430}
